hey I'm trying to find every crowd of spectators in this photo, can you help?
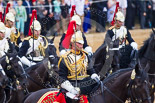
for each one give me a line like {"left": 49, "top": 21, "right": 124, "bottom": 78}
{"left": 0, "top": 0, "right": 155, "bottom": 36}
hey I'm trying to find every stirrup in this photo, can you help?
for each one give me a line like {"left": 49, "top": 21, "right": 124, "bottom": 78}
{"left": 66, "top": 92, "right": 79, "bottom": 100}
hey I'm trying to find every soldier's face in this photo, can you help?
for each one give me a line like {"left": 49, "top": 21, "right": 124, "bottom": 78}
{"left": 72, "top": 42, "right": 83, "bottom": 51}
{"left": 76, "top": 25, "right": 81, "bottom": 31}
{"left": 116, "top": 20, "right": 123, "bottom": 27}
{"left": 34, "top": 30, "right": 41, "bottom": 37}
{"left": 0, "top": 32, "right": 5, "bottom": 39}
{"left": 7, "top": 20, "right": 14, "bottom": 27}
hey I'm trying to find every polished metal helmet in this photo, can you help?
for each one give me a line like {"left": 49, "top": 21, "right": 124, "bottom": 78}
{"left": 5, "top": 12, "right": 15, "bottom": 22}
{"left": 71, "top": 31, "right": 84, "bottom": 44}
{"left": 71, "top": 15, "right": 81, "bottom": 25}
{"left": 30, "top": 19, "right": 41, "bottom": 31}
{"left": 115, "top": 11, "right": 125, "bottom": 22}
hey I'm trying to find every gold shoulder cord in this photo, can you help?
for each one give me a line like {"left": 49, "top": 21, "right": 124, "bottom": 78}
{"left": 10, "top": 29, "right": 20, "bottom": 46}
{"left": 58, "top": 57, "right": 63, "bottom": 69}
{"left": 24, "top": 36, "right": 32, "bottom": 41}
{"left": 64, "top": 52, "right": 87, "bottom": 79}
{"left": 38, "top": 35, "right": 48, "bottom": 57}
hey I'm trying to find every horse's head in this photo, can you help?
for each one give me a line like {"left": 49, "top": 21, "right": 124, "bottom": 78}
{"left": 5, "top": 53, "right": 29, "bottom": 88}
{"left": 48, "top": 36, "right": 57, "bottom": 56}
{"left": 5, "top": 53, "right": 25, "bottom": 77}
{"left": 128, "top": 64, "right": 151, "bottom": 103}
{"left": 0, "top": 67, "right": 8, "bottom": 88}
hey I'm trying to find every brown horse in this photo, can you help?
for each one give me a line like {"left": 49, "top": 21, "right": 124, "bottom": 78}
{"left": 138, "top": 29, "right": 155, "bottom": 102}
{"left": 23, "top": 65, "right": 151, "bottom": 103}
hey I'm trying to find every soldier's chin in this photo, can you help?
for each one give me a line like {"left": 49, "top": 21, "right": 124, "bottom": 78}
{"left": 76, "top": 47, "right": 83, "bottom": 51}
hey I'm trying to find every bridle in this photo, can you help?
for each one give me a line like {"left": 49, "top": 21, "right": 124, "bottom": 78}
{"left": 5, "top": 56, "right": 27, "bottom": 79}
{"left": 98, "top": 69, "right": 151, "bottom": 103}
{"left": 5, "top": 56, "right": 30, "bottom": 94}
{"left": 127, "top": 77, "right": 151, "bottom": 103}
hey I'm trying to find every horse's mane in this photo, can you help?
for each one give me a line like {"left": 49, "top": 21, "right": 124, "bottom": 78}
{"left": 93, "top": 43, "right": 106, "bottom": 57}
{"left": 0, "top": 56, "right": 6, "bottom": 63}
{"left": 103, "top": 68, "right": 133, "bottom": 84}
{"left": 25, "top": 58, "right": 49, "bottom": 72}
{"left": 138, "top": 33, "right": 154, "bottom": 58}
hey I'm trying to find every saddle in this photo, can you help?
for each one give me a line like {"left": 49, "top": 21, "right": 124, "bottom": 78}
{"left": 37, "top": 89, "right": 89, "bottom": 103}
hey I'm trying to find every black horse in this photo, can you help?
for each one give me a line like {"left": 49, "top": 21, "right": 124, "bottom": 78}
{"left": 23, "top": 64, "right": 151, "bottom": 103}
{"left": 7, "top": 58, "right": 55, "bottom": 103}
{"left": 0, "top": 53, "right": 27, "bottom": 88}
{"left": 6, "top": 37, "right": 59, "bottom": 103}
{"left": 93, "top": 37, "right": 133, "bottom": 78}
{"left": 138, "top": 29, "right": 155, "bottom": 102}
{"left": 0, "top": 68, "right": 8, "bottom": 103}
{"left": 0, "top": 53, "right": 30, "bottom": 103}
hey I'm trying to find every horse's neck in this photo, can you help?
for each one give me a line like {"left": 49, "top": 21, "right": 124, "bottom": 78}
{"left": 104, "top": 71, "right": 131, "bottom": 102}
{"left": 35, "top": 60, "right": 49, "bottom": 80}
{"left": 140, "top": 57, "right": 155, "bottom": 74}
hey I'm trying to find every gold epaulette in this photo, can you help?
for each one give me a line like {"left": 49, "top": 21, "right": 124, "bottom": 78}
{"left": 10, "top": 28, "right": 20, "bottom": 46}
{"left": 61, "top": 50, "right": 71, "bottom": 58}
{"left": 58, "top": 57, "right": 62, "bottom": 69}
{"left": 58, "top": 50, "right": 71, "bottom": 69}
{"left": 24, "top": 36, "right": 32, "bottom": 40}
{"left": 109, "top": 26, "right": 115, "bottom": 30}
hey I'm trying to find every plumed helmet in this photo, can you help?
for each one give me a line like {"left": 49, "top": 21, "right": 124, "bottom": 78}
{"left": 115, "top": 11, "right": 125, "bottom": 22}
{"left": 71, "top": 15, "right": 81, "bottom": 25}
{"left": 30, "top": 19, "right": 41, "bottom": 31}
{"left": 71, "top": 31, "right": 84, "bottom": 44}
{"left": 0, "top": 22, "right": 6, "bottom": 33}
{"left": 5, "top": 12, "right": 15, "bottom": 22}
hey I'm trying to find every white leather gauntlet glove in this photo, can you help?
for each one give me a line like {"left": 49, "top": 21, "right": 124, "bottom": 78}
{"left": 91, "top": 73, "right": 100, "bottom": 82}
{"left": 61, "top": 80, "right": 80, "bottom": 95}
{"left": 130, "top": 42, "right": 138, "bottom": 50}
{"left": 19, "top": 56, "right": 36, "bottom": 67}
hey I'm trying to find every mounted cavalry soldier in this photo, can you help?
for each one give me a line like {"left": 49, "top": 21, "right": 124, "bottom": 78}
{"left": 107, "top": 10, "right": 138, "bottom": 49}
{"left": 59, "top": 5, "right": 93, "bottom": 57}
{"left": 18, "top": 19, "right": 48, "bottom": 67}
{"left": 105, "top": 10, "right": 138, "bottom": 69}
{"left": 58, "top": 23, "right": 100, "bottom": 102}
{"left": 5, "top": 12, "right": 21, "bottom": 52}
